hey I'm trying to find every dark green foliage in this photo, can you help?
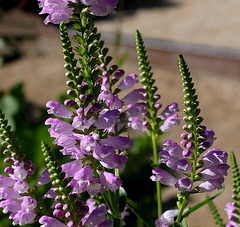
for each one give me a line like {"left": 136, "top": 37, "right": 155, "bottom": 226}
{"left": 207, "top": 195, "right": 225, "bottom": 227}
{"left": 230, "top": 151, "right": 240, "bottom": 214}
{"left": 135, "top": 30, "right": 160, "bottom": 135}
{"left": 178, "top": 55, "right": 203, "bottom": 136}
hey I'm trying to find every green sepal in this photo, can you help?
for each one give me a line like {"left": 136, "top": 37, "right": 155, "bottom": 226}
{"left": 126, "top": 198, "right": 155, "bottom": 227}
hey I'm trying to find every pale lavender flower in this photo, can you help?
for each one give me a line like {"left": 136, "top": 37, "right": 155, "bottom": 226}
{"left": 128, "top": 117, "right": 147, "bottom": 133}
{"left": 155, "top": 209, "right": 179, "bottom": 227}
{"left": 150, "top": 168, "right": 177, "bottom": 186}
{"left": 0, "top": 199, "right": 21, "bottom": 213}
{"left": 46, "top": 100, "right": 74, "bottom": 118}
{"left": 95, "top": 109, "right": 120, "bottom": 130}
{"left": 159, "top": 102, "right": 179, "bottom": 120}
{"left": 160, "top": 114, "right": 180, "bottom": 133}
{"left": 38, "top": 0, "right": 76, "bottom": 25}
{"left": 81, "top": 0, "right": 119, "bottom": 16}
{"left": 121, "top": 88, "right": 145, "bottom": 105}
{"left": 118, "top": 74, "right": 138, "bottom": 91}
{"left": 39, "top": 215, "right": 66, "bottom": 227}
{"left": 100, "top": 171, "right": 122, "bottom": 192}
{"left": 93, "top": 145, "right": 128, "bottom": 170}
{"left": 35, "top": 169, "right": 51, "bottom": 187}
{"left": 100, "top": 136, "right": 132, "bottom": 152}
{"left": 9, "top": 210, "right": 36, "bottom": 226}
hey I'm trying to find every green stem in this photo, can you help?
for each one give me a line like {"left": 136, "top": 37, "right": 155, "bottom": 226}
{"left": 151, "top": 135, "right": 162, "bottom": 217}
{"left": 175, "top": 194, "right": 189, "bottom": 224}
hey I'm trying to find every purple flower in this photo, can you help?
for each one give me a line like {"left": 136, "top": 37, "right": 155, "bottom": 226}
{"left": 128, "top": 117, "right": 147, "bottom": 133}
{"left": 175, "top": 177, "right": 193, "bottom": 192}
{"left": 198, "top": 177, "right": 225, "bottom": 192}
{"left": 9, "top": 210, "right": 36, "bottom": 226}
{"left": 155, "top": 209, "right": 179, "bottom": 227}
{"left": 160, "top": 114, "right": 180, "bottom": 133}
{"left": 35, "top": 169, "right": 51, "bottom": 187}
{"left": 93, "top": 145, "right": 128, "bottom": 170}
{"left": 46, "top": 100, "right": 74, "bottom": 118}
{"left": 201, "top": 148, "right": 228, "bottom": 167}
{"left": 121, "top": 89, "right": 145, "bottom": 105}
{"left": 95, "top": 109, "right": 120, "bottom": 130}
{"left": 0, "top": 199, "right": 21, "bottom": 213}
{"left": 45, "top": 118, "right": 74, "bottom": 138}
{"left": 225, "top": 202, "right": 239, "bottom": 227}
{"left": 150, "top": 168, "right": 177, "bottom": 186}
{"left": 61, "top": 160, "right": 83, "bottom": 178}
{"left": 81, "top": 0, "right": 119, "bottom": 16}
{"left": 118, "top": 74, "right": 138, "bottom": 91}
{"left": 100, "top": 136, "right": 132, "bottom": 152}
{"left": 199, "top": 128, "right": 216, "bottom": 150}
{"left": 200, "top": 164, "right": 229, "bottom": 180}
{"left": 39, "top": 215, "right": 66, "bottom": 226}
{"left": 159, "top": 140, "right": 192, "bottom": 173}
{"left": 100, "top": 171, "right": 122, "bottom": 192}
{"left": 38, "top": 0, "right": 76, "bottom": 25}
{"left": 159, "top": 102, "right": 179, "bottom": 120}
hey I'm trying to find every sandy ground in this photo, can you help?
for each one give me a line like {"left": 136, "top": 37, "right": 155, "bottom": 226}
{"left": 1, "top": 1, "right": 240, "bottom": 226}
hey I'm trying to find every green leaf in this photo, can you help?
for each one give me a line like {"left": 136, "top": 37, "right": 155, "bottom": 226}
{"left": 182, "top": 186, "right": 225, "bottom": 219}
{"left": 181, "top": 219, "right": 188, "bottom": 227}
{"left": 127, "top": 198, "right": 155, "bottom": 227}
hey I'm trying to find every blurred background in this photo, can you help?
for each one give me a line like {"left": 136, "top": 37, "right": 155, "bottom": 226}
{"left": 1, "top": 0, "right": 240, "bottom": 226}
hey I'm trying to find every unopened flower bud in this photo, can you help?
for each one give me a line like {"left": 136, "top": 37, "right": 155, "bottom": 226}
{"left": 55, "top": 203, "right": 63, "bottom": 209}
{"left": 65, "top": 211, "right": 72, "bottom": 219}
{"left": 67, "top": 221, "right": 76, "bottom": 227}
{"left": 4, "top": 166, "right": 13, "bottom": 174}
{"left": 28, "top": 165, "right": 36, "bottom": 176}
{"left": 63, "top": 204, "right": 69, "bottom": 211}
{"left": 180, "top": 133, "right": 188, "bottom": 139}
{"left": 53, "top": 209, "right": 65, "bottom": 219}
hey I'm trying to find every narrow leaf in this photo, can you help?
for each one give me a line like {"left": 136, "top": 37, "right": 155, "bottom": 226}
{"left": 182, "top": 186, "right": 225, "bottom": 219}
{"left": 127, "top": 198, "right": 155, "bottom": 227}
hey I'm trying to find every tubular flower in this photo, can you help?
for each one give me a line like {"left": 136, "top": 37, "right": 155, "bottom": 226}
{"left": 38, "top": 0, "right": 76, "bottom": 24}
{"left": 0, "top": 159, "right": 37, "bottom": 225}
{"left": 80, "top": 0, "right": 119, "bottom": 16}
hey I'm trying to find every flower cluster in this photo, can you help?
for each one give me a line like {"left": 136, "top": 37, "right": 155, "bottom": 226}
{"left": 38, "top": 0, "right": 77, "bottom": 24}
{"left": 0, "top": 156, "right": 37, "bottom": 225}
{"left": 43, "top": 62, "right": 149, "bottom": 224}
{"left": 151, "top": 126, "right": 229, "bottom": 193}
{"left": 38, "top": 0, "right": 119, "bottom": 24}
{"left": 225, "top": 202, "right": 239, "bottom": 227}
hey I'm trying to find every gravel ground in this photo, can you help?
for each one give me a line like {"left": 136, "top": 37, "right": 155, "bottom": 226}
{"left": 1, "top": 1, "right": 240, "bottom": 226}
